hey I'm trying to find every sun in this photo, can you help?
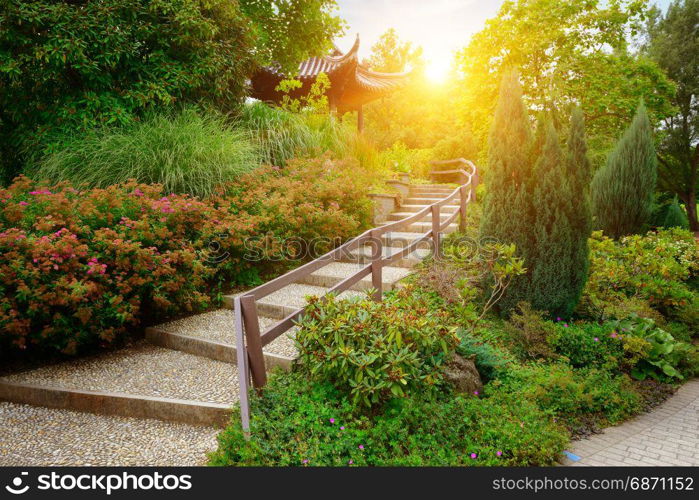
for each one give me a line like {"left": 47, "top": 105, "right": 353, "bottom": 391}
{"left": 425, "top": 57, "right": 450, "bottom": 83}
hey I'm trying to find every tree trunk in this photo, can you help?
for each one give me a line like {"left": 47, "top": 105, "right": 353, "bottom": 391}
{"left": 679, "top": 192, "right": 698, "bottom": 233}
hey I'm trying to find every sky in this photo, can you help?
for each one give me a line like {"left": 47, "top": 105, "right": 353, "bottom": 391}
{"left": 335, "top": 0, "right": 674, "bottom": 81}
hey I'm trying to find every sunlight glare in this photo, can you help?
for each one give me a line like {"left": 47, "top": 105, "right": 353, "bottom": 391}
{"left": 425, "top": 57, "right": 450, "bottom": 83}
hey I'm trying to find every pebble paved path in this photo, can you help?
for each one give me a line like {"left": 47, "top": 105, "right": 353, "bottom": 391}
{"left": 562, "top": 379, "right": 699, "bottom": 466}
{"left": 0, "top": 402, "right": 218, "bottom": 466}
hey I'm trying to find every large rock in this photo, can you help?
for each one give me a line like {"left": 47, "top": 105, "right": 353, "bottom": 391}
{"left": 444, "top": 353, "right": 483, "bottom": 395}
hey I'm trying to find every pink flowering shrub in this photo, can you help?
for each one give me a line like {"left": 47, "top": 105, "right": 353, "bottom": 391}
{"left": 0, "top": 157, "right": 372, "bottom": 355}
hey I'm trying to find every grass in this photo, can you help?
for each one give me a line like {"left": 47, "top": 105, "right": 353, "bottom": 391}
{"left": 31, "top": 107, "right": 259, "bottom": 197}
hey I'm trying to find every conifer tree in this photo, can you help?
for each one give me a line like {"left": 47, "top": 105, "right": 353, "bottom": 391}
{"left": 591, "top": 102, "right": 657, "bottom": 238}
{"left": 480, "top": 70, "right": 532, "bottom": 254}
{"left": 564, "top": 108, "right": 593, "bottom": 309}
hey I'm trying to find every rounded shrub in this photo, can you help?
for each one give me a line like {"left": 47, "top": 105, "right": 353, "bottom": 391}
{"left": 31, "top": 107, "right": 259, "bottom": 197}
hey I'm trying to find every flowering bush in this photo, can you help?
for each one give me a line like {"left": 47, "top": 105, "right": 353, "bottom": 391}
{"left": 0, "top": 157, "right": 372, "bottom": 356}
{"left": 578, "top": 229, "right": 699, "bottom": 328}
{"left": 295, "top": 286, "right": 459, "bottom": 408}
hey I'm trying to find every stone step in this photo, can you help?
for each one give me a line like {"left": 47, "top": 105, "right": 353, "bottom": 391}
{"left": 410, "top": 183, "right": 454, "bottom": 190}
{"left": 388, "top": 211, "right": 453, "bottom": 222}
{"left": 398, "top": 204, "right": 459, "bottom": 213}
{"left": 339, "top": 244, "right": 431, "bottom": 268}
{"left": 410, "top": 186, "right": 454, "bottom": 193}
{"left": 0, "top": 342, "right": 236, "bottom": 427}
{"left": 403, "top": 197, "right": 454, "bottom": 205}
{"left": 407, "top": 192, "right": 449, "bottom": 200}
{"left": 225, "top": 284, "right": 364, "bottom": 320}
{"left": 146, "top": 310, "right": 295, "bottom": 369}
{"left": 384, "top": 221, "right": 458, "bottom": 234}
{"left": 298, "top": 261, "right": 412, "bottom": 292}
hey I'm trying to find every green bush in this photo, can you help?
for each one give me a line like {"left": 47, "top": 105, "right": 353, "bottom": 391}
{"left": 578, "top": 228, "right": 699, "bottom": 328}
{"left": 0, "top": 156, "right": 373, "bottom": 357}
{"left": 456, "top": 330, "right": 508, "bottom": 382}
{"left": 662, "top": 196, "right": 690, "bottom": 229}
{"left": 209, "top": 372, "right": 568, "bottom": 466}
{"left": 0, "top": 0, "right": 255, "bottom": 180}
{"left": 501, "top": 363, "right": 642, "bottom": 432}
{"left": 610, "top": 315, "right": 697, "bottom": 382}
{"left": 295, "top": 286, "right": 459, "bottom": 407}
{"left": 504, "top": 302, "right": 557, "bottom": 361}
{"left": 592, "top": 102, "right": 658, "bottom": 238}
{"left": 549, "top": 322, "right": 624, "bottom": 369}
{"left": 31, "top": 108, "right": 259, "bottom": 198}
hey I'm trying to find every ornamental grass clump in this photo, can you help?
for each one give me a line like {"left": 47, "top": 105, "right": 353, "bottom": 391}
{"left": 294, "top": 286, "right": 459, "bottom": 408}
{"left": 32, "top": 107, "right": 259, "bottom": 198}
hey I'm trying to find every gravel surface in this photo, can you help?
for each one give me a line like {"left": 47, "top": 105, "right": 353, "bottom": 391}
{"left": 157, "top": 310, "right": 298, "bottom": 358}
{"left": 0, "top": 402, "right": 219, "bottom": 466}
{"left": 311, "top": 261, "right": 412, "bottom": 284}
{"left": 261, "top": 283, "right": 363, "bottom": 308}
{"left": 0, "top": 342, "right": 239, "bottom": 405}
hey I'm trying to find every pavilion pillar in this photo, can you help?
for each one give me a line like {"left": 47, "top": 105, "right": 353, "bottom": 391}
{"left": 357, "top": 105, "right": 364, "bottom": 133}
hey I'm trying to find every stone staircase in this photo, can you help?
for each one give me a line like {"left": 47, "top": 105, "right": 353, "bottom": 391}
{"left": 0, "top": 183, "right": 456, "bottom": 427}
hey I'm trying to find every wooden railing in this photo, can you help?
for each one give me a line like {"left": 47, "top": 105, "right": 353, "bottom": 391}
{"left": 233, "top": 158, "right": 478, "bottom": 434}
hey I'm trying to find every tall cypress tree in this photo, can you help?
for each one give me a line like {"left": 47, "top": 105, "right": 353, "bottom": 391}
{"left": 564, "top": 108, "right": 593, "bottom": 309}
{"left": 591, "top": 102, "right": 657, "bottom": 238}
{"left": 480, "top": 79, "right": 592, "bottom": 316}
{"left": 480, "top": 70, "right": 532, "bottom": 254}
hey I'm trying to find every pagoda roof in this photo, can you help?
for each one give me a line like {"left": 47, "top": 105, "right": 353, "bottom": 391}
{"left": 250, "top": 35, "right": 410, "bottom": 112}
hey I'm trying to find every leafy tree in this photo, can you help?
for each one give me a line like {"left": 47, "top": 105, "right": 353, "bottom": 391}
{"left": 592, "top": 102, "right": 658, "bottom": 238}
{"left": 645, "top": 0, "right": 699, "bottom": 231}
{"left": 457, "top": 0, "right": 676, "bottom": 166}
{"left": 366, "top": 28, "right": 424, "bottom": 73}
{"left": 362, "top": 29, "right": 474, "bottom": 156}
{"left": 240, "top": 0, "right": 345, "bottom": 74}
{"left": 0, "top": 0, "right": 255, "bottom": 181}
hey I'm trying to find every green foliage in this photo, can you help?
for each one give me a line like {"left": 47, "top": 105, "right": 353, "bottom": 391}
{"left": 521, "top": 118, "right": 590, "bottom": 315}
{"left": 578, "top": 229, "right": 699, "bottom": 328}
{"left": 209, "top": 372, "right": 568, "bottom": 466}
{"left": 480, "top": 70, "right": 532, "bottom": 280}
{"left": 662, "top": 196, "right": 690, "bottom": 229}
{"left": 0, "top": 157, "right": 372, "bottom": 357}
{"left": 458, "top": 0, "right": 676, "bottom": 164}
{"left": 0, "top": 0, "right": 255, "bottom": 180}
{"left": 504, "top": 302, "right": 558, "bottom": 361}
{"left": 30, "top": 108, "right": 259, "bottom": 197}
{"left": 294, "top": 286, "right": 459, "bottom": 407}
{"left": 481, "top": 76, "right": 592, "bottom": 316}
{"left": 549, "top": 322, "right": 625, "bottom": 370}
{"left": 610, "top": 315, "right": 696, "bottom": 381}
{"left": 500, "top": 363, "right": 642, "bottom": 431}
{"left": 377, "top": 142, "right": 434, "bottom": 178}
{"left": 592, "top": 102, "right": 658, "bottom": 239}
{"left": 456, "top": 331, "right": 508, "bottom": 382}
{"left": 646, "top": 0, "right": 699, "bottom": 231}
{"left": 238, "top": 102, "right": 383, "bottom": 173}
{"left": 239, "top": 0, "right": 345, "bottom": 74}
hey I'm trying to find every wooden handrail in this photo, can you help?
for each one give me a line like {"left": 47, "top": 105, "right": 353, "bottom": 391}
{"left": 234, "top": 158, "right": 478, "bottom": 434}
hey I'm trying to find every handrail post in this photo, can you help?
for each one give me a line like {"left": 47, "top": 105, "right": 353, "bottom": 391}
{"left": 459, "top": 185, "right": 468, "bottom": 233}
{"left": 370, "top": 229, "right": 383, "bottom": 301}
{"left": 471, "top": 170, "right": 479, "bottom": 202}
{"left": 240, "top": 294, "right": 267, "bottom": 389}
{"left": 431, "top": 204, "right": 441, "bottom": 260}
{"left": 234, "top": 297, "right": 251, "bottom": 438}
